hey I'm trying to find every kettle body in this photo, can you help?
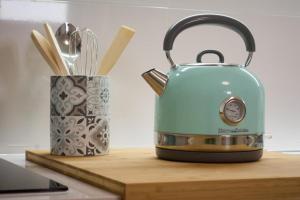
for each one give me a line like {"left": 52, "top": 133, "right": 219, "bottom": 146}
{"left": 155, "top": 65, "right": 264, "bottom": 135}
{"left": 142, "top": 14, "right": 265, "bottom": 162}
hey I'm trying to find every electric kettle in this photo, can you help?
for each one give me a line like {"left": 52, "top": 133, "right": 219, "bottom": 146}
{"left": 142, "top": 14, "right": 265, "bottom": 163}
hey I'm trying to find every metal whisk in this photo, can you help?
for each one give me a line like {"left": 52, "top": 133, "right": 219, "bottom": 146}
{"left": 69, "top": 28, "right": 99, "bottom": 75}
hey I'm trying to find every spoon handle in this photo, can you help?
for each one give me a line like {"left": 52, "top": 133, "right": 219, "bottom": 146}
{"left": 97, "top": 25, "right": 135, "bottom": 75}
{"left": 44, "top": 23, "right": 70, "bottom": 75}
{"left": 31, "top": 30, "right": 61, "bottom": 75}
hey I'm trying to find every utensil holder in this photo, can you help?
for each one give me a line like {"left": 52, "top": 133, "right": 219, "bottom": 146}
{"left": 50, "top": 76, "right": 109, "bottom": 156}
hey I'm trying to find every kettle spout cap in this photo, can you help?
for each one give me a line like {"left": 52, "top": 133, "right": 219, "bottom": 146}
{"left": 142, "top": 68, "right": 168, "bottom": 96}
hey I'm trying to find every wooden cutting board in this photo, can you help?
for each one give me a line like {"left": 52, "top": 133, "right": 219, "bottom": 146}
{"left": 26, "top": 149, "right": 300, "bottom": 200}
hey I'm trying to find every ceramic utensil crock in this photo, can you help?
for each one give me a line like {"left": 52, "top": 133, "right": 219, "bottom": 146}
{"left": 142, "top": 14, "right": 265, "bottom": 163}
{"left": 50, "top": 76, "right": 110, "bottom": 156}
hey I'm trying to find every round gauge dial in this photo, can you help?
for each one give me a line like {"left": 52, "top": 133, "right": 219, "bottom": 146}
{"left": 220, "top": 97, "right": 246, "bottom": 125}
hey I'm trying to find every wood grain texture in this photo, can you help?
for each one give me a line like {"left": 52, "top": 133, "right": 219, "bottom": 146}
{"left": 44, "top": 23, "right": 69, "bottom": 75}
{"left": 31, "top": 30, "right": 60, "bottom": 75}
{"left": 26, "top": 149, "right": 300, "bottom": 200}
{"left": 97, "top": 26, "right": 135, "bottom": 75}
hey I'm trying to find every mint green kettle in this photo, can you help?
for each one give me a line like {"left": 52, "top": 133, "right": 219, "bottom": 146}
{"left": 142, "top": 14, "right": 264, "bottom": 162}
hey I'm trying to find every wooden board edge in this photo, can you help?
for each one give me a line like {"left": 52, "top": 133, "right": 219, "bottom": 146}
{"left": 124, "top": 178, "right": 300, "bottom": 200}
{"left": 25, "top": 150, "right": 125, "bottom": 197}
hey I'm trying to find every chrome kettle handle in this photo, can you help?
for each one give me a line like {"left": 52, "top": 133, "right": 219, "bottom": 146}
{"left": 163, "top": 14, "right": 255, "bottom": 68}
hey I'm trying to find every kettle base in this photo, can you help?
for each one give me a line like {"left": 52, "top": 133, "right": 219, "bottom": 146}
{"left": 156, "top": 147, "right": 263, "bottom": 163}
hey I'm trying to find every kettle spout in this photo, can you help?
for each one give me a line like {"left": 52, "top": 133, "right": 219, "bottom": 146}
{"left": 142, "top": 68, "right": 168, "bottom": 96}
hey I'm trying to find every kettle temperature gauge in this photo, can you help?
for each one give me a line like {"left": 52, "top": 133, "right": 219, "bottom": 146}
{"left": 220, "top": 97, "right": 246, "bottom": 125}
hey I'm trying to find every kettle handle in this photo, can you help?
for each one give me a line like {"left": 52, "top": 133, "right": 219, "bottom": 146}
{"left": 163, "top": 14, "right": 255, "bottom": 67}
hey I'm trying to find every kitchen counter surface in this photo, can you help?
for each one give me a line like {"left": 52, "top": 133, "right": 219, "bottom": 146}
{"left": 26, "top": 149, "right": 300, "bottom": 200}
{"left": 1, "top": 151, "right": 299, "bottom": 200}
{"left": 0, "top": 154, "right": 120, "bottom": 200}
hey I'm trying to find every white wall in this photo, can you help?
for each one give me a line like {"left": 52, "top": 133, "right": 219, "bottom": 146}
{"left": 0, "top": 0, "right": 299, "bottom": 153}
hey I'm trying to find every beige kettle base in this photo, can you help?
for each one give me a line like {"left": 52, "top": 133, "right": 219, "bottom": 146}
{"left": 156, "top": 147, "right": 263, "bottom": 163}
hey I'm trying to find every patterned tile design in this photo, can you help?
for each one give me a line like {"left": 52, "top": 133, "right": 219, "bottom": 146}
{"left": 50, "top": 76, "right": 109, "bottom": 156}
{"left": 87, "top": 76, "right": 109, "bottom": 116}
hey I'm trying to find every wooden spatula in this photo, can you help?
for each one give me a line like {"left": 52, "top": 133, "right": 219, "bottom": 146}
{"left": 44, "top": 23, "right": 69, "bottom": 75}
{"left": 97, "top": 26, "right": 135, "bottom": 75}
{"left": 31, "top": 30, "right": 61, "bottom": 75}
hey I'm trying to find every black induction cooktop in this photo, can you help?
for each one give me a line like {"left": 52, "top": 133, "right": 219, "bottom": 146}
{"left": 0, "top": 158, "right": 68, "bottom": 194}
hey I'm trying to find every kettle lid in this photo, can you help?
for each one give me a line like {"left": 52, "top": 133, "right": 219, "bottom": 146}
{"left": 180, "top": 49, "right": 250, "bottom": 68}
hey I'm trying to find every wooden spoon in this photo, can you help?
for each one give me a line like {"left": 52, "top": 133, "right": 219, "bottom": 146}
{"left": 97, "top": 25, "right": 135, "bottom": 75}
{"left": 31, "top": 30, "right": 61, "bottom": 75}
{"left": 44, "top": 23, "right": 69, "bottom": 75}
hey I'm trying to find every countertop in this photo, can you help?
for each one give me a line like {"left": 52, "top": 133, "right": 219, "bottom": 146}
{"left": 0, "top": 154, "right": 120, "bottom": 200}
{"left": 26, "top": 149, "right": 300, "bottom": 200}
{"left": 1, "top": 151, "right": 299, "bottom": 200}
